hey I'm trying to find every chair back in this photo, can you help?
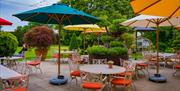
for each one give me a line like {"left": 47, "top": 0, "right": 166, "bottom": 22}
{"left": 1, "top": 75, "right": 29, "bottom": 91}
{"left": 123, "top": 61, "right": 136, "bottom": 79}
{"left": 67, "top": 58, "right": 79, "bottom": 72}
{"left": 34, "top": 55, "right": 42, "bottom": 62}
{"left": 92, "top": 58, "right": 107, "bottom": 64}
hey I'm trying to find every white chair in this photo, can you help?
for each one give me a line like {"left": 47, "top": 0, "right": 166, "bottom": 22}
{"left": 92, "top": 58, "right": 107, "bottom": 64}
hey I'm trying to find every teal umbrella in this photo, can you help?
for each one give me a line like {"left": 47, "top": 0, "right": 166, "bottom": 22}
{"left": 13, "top": 3, "right": 100, "bottom": 85}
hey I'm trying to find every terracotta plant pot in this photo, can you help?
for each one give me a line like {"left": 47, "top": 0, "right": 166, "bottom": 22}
{"left": 108, "top": 63, "right": 113, "bottom": 69}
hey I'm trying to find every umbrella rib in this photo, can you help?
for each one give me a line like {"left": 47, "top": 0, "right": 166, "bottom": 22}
{"left": 49, "top": 14, "right": 61, "bottom": 24}
{"left": 22, "top": 13, "right": 40, "bottom": 21}
{"left": 166, "top": 19, "right": 174, "bottom": 26}
{"left": 134, "top": 0, "right": 161, "bottom": 14}
{"left": 46, "top": 14, "right": 53, "bottom": 24}
{"left": 145, "top": 20, "right": 151, "bottom": 28}
{"left": 79, "top": 15, "right": 93, "bottom": 24}
{"left": 169, "top": 6, "right": 180, "bottom": 18}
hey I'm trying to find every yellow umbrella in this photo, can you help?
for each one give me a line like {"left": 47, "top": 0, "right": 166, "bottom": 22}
{"left": 83, "top": 28, "right": 107, "bottom": 45}
{"left": 64, "top": 24, "right": 103, "bottom": 49}
{"left": 130, "top": 0, "right": 180, "bottom": 17}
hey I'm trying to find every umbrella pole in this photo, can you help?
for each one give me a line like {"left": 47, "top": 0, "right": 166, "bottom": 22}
{"left": 156, "top": 24, "right": 160, "bottom": 75}
{"left": 58, "top": 25, "right": 61, "bottom": 78}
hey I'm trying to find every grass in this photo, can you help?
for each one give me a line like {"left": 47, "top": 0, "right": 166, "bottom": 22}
{"left": 16, "top": 45, "right": 68, "bottom": 60}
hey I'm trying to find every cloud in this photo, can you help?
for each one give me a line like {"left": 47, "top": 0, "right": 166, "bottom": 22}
{"left": 0, "top": 0, "right": 60, "bottom": 31}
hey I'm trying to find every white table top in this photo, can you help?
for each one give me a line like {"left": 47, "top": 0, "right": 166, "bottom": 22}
{"left": 80, "top": 64, "right": 126, "bottom": 74}
{"left": 0, "top": 65, "right": 22, "bottom": 79}
{"left": 0, "top": 57, "right": 23, "bottom": 60}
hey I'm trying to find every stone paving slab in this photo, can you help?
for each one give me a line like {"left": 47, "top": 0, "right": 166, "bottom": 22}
{"left": 28, "top": 61, "right": 180, "bottom": 91}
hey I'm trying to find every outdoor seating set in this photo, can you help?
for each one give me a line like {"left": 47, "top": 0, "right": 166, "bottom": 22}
{"left": 66, "top": 55, "right": 152, "bottom": 91}
{"left": 0, "top": 53, "right": 43, "bottom": 91}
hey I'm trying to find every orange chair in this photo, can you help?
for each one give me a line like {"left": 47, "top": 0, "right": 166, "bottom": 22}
{"left": 67, "top": 55, "right": 81, "bottom": 84}
{"left": 1, "top": 75, "right": 29, "bottom": 91}
{"left": 136, "top": 62, "right": 149, "bottom": 77}
{"left": 81, "top": 73, "right": 107, "bottom": 91}
{"left": 111, "top": 61, "right": 136, "bottom": 91}
{"left": 173, "top": 52, "right": 180, "bottom": 76}
{"left": 27, "top": 55, "right": 42, "bottom": 74}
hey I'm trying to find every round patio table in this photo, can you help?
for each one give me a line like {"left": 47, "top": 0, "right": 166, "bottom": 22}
{"left": 80, "top": 64, "right": 125, "bottom": 75}
{"left": 80, "top": 64, "right": 125, "bottom": 91}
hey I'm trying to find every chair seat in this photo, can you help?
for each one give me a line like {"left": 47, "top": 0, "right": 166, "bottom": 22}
{"left": 115, "top": 72, "right": 133, "bottom": 77}
{"left": 175, "top": 65, "right": 180, "bottom": 69}
{"left": 70, "top": 70, "right": 81, "bottom": 76}
{"left": 53, "top": 53, "right": 60, "bottom": 58}
{"left": 5, "top": 87, "right": 27, "bottom": 91}
{"left": 82, "top": 82, "right": 103, "bottom": 89}
{"left": 111, "top": 78, "right": 131, "bottom": 86}
{"left": 137, "top": 63, "right": 148, "bottom": 67}
{"left": 27, "top": 61, "right": 40, "bottom": 66}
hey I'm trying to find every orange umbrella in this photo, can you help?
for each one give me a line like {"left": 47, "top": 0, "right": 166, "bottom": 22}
{"left": 130, "top": 0, "right": 180, "bottom": 17}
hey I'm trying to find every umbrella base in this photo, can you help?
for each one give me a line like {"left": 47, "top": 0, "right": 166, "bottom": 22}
{"left": 49, "top": 75, "right": 68, "bottom": 85}
{"left": 149, "top": 74, "right": 167, "bottom": 83}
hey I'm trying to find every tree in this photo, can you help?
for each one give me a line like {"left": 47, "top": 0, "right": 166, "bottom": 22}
{"left": 24, "top": 26, "right": 53, "bottom": 61}
{"left": 69, "top": 33, "right": 79, "bottom": 50}
{"left": 0, "top": 32, "right": 18, "bottom": 57}
{"left": 172, "top": 34, "right": 180, "bottom": 52}
{"left": 61, "top": 0, "right": 134, "bottom": 31}
{"left": 12, "top": 22, "right": 43, "bottom": 45}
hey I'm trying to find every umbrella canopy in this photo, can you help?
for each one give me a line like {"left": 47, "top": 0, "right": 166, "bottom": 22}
{"left": 13, "top": 3, "right": 99, "bottom": 25}
{"left": 64, "top": 24, "right": 103, "bottom": 48}
{"left": 64, "top": 24, "right": 102, "bottom": 31}
{"left": 176, "top": 25, "right": 180, "bottom": 30}
{"left": 134, "top": 27, "right": 156, "bottom": 31}
{"left": 84, "top": 28, "right": 106, "bottom": 34}
{"left": 130, "top": 0, "right": 180, "bottom": 17}
{"left": 121, "top": 15, "right": 180, "bottom": 27}
{"left": 13, "top": 3, "right": 100, "bottom": 80}
{"left": 121, "top": 14, "right": 179, "bottom": 75}
{"left": 0, "top": 18, "right": 12, "bottom": 25}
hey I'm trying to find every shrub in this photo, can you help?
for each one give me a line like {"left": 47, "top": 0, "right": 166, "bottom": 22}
{"left": 112, "top": 47, "right": 128, "bottom": 55}
{"left": 110, "top": 41, "right": 124, "bottom": 47}
{"left": 87, "top": 46, "right": 107, "bottom": 56}
{"left": 87, "top": 46, "right": 128, "bottom": 56}
{"left": 159, "top": 42, "right": 167, "bottom": 52}
{"left": 24, "top": 26, "right": 53, "bottom": 49}
{"left": 69, "top": 33, "right": 79, "bottom": 50}
{"left": 24, "top": 26, "right": 53, "bottom": 60}
{"left": 0, "top": 32, "right": 18, "bottom": 57}
{"left": 107, "top": 48, "right": 119, "bottom": 56}
{"left": 172, "top": 35, "right": 180, "bottom": 51}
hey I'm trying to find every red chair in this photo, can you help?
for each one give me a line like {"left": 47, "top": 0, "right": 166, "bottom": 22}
{"left": 111, "top": 61, "right": 136, "bottom": 91}
{"left": 136, "top": 62, "right": 149, "bottom": 77}
{"left": 1, "top": 75, "right": 29, "bottom": 91}
{"left": 27, "top": 55, "right": 42, "bottom": 74}
{"left": 81, "top": 73, "right": 107, "bottom": 91}
{"left": 67, "top": 55, "right": 81, "bottom": 84}
{"left": 173, "top": 52, "right": 180, "bottom": 76}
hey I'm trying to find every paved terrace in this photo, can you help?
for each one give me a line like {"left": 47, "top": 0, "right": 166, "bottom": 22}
{"left": 28, "top": 61, "right": 180, "bottom": 91}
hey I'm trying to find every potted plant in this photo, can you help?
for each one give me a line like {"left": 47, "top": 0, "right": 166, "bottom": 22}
{"left": 0, "top": 32, "right": 18, "bottom": 57}
{"left": 24, "top": 26, "right": 53, "bottom": 61}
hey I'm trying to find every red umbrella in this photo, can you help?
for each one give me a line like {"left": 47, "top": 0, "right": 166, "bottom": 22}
{"left": 0, "top": 18, "right": 12, "bottom": 25}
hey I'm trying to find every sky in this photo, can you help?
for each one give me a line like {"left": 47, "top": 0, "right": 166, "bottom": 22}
{"left": 0, "top": 0, "right": 60, "bottom": 31}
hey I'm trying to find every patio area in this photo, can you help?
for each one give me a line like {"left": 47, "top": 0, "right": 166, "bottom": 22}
{"left": 28, "top": 60, "right": 180, "bottom": 91}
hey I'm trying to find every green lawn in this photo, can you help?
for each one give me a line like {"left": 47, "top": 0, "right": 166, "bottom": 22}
{"left": 16, "top": 45, "right": 68, "bottom": 60}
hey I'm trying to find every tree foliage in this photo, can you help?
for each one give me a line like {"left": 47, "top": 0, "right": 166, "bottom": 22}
{"left": 0, "top": 32, "right": 18, "bottom": 57}
{"left": 24, "top": 26, "right": 53, "bottom": 49}
{"left": 69, "top": 33, "right": 79, "bottom": 50}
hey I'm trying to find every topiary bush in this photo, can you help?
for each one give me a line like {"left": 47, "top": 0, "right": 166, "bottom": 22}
{"left": 69, "top": 33, "right": 79, "bottom": 50}
{"left": 172, "top": 35, "right": 180, "bottom": 52}
{"left": 24, "top": 26, "right": 53, "bottom": 61}
{"left": 87, "top": 46, "right": 108, "bottom": 56}
{"left": 0, "top": 32, "right": 18, "bottom": 57}
{"left": 110, "top": 41, "right": 124, "bottom": 48}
